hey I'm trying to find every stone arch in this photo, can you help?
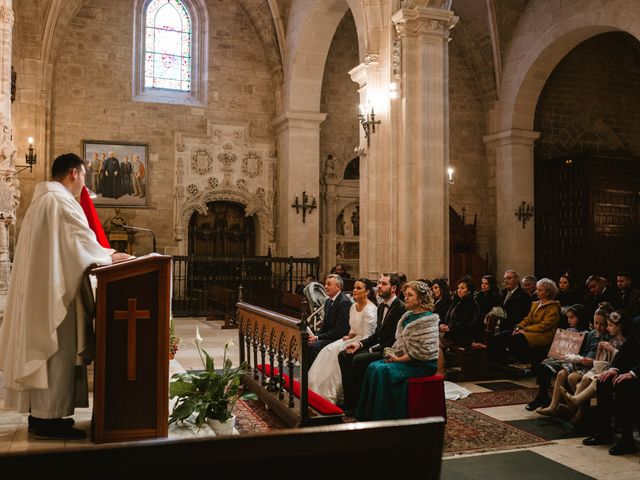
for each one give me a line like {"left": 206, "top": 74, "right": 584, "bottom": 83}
{"left": 284, "top": 0, "right": 380, "bottom": 112}
{"left": 487, "top": 0, "right": 640, "bottom": 276}
{"left": 177, "top": 188, "right": 274, "bottom": 256}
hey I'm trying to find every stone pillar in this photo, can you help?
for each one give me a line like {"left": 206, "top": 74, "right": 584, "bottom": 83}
{"left": 321, "top": 178, "right": 338, "bottom": 276}
{"left": 273, "top": 110, "right": 326, "bottom": 257}
{"left": 392, "top": 4, "right": 458, "bottom": 280}
{"left": 483, "top": 129, "right": 539, "bottom": 277}
{"left": 0, "top": 0, "right": 16, "bottom": 317}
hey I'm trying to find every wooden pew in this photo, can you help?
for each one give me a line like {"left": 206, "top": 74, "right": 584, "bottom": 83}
{"left": 237, "top": 302, "right": 343, "bottom": 427}
{"left": 278, "top": 291, "right": 305, "bottom": 318}
{"left": 0, "top": 418, "right": 445, "bottom": 477}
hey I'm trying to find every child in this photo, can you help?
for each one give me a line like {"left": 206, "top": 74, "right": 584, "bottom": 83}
{"left": 534, "top": 303, "right": 596, "bottom": 416}
{"left": 563, "top": 310, "right": 626, "bottom": 420}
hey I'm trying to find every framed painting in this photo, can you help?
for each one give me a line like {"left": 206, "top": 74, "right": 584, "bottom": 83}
{"left": 83, "top": 140, "right": 149, "bottom": 207}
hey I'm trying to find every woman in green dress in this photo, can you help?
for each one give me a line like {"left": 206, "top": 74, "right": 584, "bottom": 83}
{"left": 355, "top": 280, "right": 440, "bottom": 421}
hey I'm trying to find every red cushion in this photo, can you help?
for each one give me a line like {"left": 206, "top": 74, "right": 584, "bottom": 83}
{"left": 407, "top": 375, "right": 446, "bottom": 419}
{"left": 257, "top": 364, "right": 344, "bottom": 415}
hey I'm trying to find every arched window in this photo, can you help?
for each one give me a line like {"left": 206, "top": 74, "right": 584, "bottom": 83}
{"left": 133, "top": 0, "right": 208, "bottom": 105}
{"left": 145, "top": 0, "right": 192, "bottom": 91}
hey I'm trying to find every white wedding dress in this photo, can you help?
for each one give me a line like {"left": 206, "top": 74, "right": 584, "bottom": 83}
{"left": 308, "top": 301, "right": 378, "bottom": 404}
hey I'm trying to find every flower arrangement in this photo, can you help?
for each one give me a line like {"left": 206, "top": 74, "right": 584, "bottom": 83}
{"left": 169, "top": 316, "right": 183, "bottom": 358}
{"left": 169, "top": 326, "right": 249, "bottom": 428}
{"left": 488, "top": 306, "right": 507, "bottom": 319}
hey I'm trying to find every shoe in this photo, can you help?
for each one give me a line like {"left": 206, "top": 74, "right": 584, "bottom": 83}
{"left": 509, "top": 362, "right": 532, "bottom": 370}
{"left": 33, "top": 425, "right": 86, "bottom": 440}
{"left": 536, "top": 407, "right": 557, "bottom": 417}
{"left": 609, "top": 440, "right": 637, "bottom": 456}
{"left": 583, "top": 435, "right": 613, "bottom": 446}
{"left": 28, "top": 416, "right": 75, "bottom": 432}
{"left": 525, "top": 396, "right": 550, "bottom": 411}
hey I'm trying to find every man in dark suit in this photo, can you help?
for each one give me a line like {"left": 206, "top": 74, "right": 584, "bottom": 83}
{"left": 308, "top": 274, "right": 352, "bottom": 365}
{"left": 488, "top": 270, "right": 533, "bottom": 364}
{"left": 583, "top": 314, "right": 640, "bottom": 455}
{"left": 616, "top": 271, "right": 640, "bottom": 317}
{"left": 584, "top": 274, "right": 618, "bottom": 316}
{"left": 338, "top": 273, "right": 405, "bottom": 413}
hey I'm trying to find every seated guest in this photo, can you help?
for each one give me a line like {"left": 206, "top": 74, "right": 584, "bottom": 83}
{"left": 396, "top": 272, "right": 407, "bottom": 301}
{"left": 355, "top": 281, "right": 439, "bottom": 421}
{"left": 583, "top": 312, "right": 640, "bottom": 455}
{"left": 526, "top": 303, "right": 601, "bottom": 412}
{"left": 431, "top": 278, "right": 452, "bottom": 322}
{"left": 584, "top": 274, "right": 618, "bottom": 316}
{"left": 295, "top": 274, "right": 315, "bottom": 295}
{"left": 437, "top": 276, "right": 479, "bottom": 376}
{"left": 563, "top": 309, "right": 626, "bottom": 423}
{"left": 330, "top": 263, "right": 352, "bottom": 279}
{"left": 556, "top": 271, "right": 582, "bottom": 308}
{"left": 522, "top": 275, "right": 539, "bottom": 301}
{"left": 338, "top": 274, "right": 405, "bottom": 413}
{"left": 475, "top": 274, "right": 501, "bottom": 340}
{"left": 490, "top": 278, "right": 561, "bottom": 366}
{"left": 308, "top": 274, "right": 352, "bottom": 365}
{"left": 309, "top": 279, "right": 377, "bottom": 404}
{"left": 615, "top": 271, "right": 640, "bottom": 318}
{"left": 497, "top": 270, "right": 532, "bottom": 333}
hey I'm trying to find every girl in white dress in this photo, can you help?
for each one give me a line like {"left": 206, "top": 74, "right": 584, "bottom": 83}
{"left": 308, "top": 279, "right": 378, "bottom": 404}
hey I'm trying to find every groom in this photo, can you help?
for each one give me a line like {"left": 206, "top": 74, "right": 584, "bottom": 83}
{"left": 338, "top": 273, "right": 405, "bottom": 413}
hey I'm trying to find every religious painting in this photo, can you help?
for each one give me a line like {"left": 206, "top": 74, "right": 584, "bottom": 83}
{"left": 83, "top": 140, "right": 149, "bottom": 207}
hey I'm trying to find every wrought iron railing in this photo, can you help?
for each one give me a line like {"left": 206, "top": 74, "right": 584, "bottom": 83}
{"left": 172, "top": 255, "right": 319, "bottom": 316}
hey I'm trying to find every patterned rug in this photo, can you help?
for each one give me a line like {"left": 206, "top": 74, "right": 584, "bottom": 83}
{"left": 232, "top": 396, "right": 550, "bottom": 455}
{"left": 443, "top": 401, "right": 550, "bottom": 455}
{"left": 457, "top": 387, "right": 538, "bottom": 409}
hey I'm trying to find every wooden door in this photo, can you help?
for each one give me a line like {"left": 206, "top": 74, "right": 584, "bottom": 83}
{"left": 188, "top": 201, "right": 256, "bottom": 257}
{"left": 535, "top": 155, "right": 640, "bottom": 281}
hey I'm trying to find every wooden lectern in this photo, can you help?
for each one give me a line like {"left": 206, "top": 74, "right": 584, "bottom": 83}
{"left": 91, "top": 254, "right": 172, "bottom": 444}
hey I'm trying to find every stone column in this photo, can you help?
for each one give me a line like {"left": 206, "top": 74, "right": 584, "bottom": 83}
{"left": 483, "top": 128, "right": 539, "bottom": 277}
{"left": 273, "top": 110, "right": 326, "bottom": 257}
{"left": 391, "top": 4, "right": 458, "bottom": 280}
{"left": 321, "top": 177, "right": 338, "bottom": 276}
{"left": 0, "top": 0, "right": 16, "bottom": 317}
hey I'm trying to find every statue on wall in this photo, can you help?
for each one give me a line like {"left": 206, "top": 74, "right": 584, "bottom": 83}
{"left": 336, "top": 210, "right": 345, "bottom": 236}
{"left": 351, "top": 206, "right": 360, "bottom": 236}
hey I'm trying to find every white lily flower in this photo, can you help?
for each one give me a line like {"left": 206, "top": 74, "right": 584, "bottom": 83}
{"left": 192, "top": 325, "right": 204, "bottom": 347}
{"left": 225, "top": 339, "right": 235, "bottom": 349}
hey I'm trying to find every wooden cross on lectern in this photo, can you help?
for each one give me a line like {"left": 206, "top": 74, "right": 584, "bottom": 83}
{"left": 114, "top": 298, "right": 151, "bottom": 381}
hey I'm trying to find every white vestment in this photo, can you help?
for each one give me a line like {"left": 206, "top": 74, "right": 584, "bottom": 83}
{"left": 0, "top": 181, "right": 113, "bottom": 417}
{"left": 308, "top": 302, "right": 377, "bottom": 403}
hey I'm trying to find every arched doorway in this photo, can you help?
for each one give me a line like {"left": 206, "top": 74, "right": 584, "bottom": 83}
{"left": 188, "top": 201, "right": 256, "bottom": 257}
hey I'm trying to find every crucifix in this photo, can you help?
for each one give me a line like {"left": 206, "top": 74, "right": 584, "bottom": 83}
{"left": 114, "top": 298, "right": 151, "bottom": 381}
{"left": 291, "top": 191, "right": 317, "bottom": 223}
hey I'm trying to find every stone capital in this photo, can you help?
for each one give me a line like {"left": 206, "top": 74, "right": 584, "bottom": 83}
{"left": 392, "top": 6, "right": 458, "bottom": 38}
{"left": 483, "top": 129, "right": 541, "bottom": 148}
{"left": 348, "top": 57, "right": 380, "bottom": 88}
{"left": 272, "top": 110, "right": 327, "bottom": 134}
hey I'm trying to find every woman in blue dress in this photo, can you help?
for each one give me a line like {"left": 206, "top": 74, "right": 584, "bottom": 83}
{"left": 355, "top": 280, "right": 440, "bottom": 421}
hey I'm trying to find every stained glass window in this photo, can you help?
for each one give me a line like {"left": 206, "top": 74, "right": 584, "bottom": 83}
{"left": 145, "top": 0, "right": 192, "bottom": 91}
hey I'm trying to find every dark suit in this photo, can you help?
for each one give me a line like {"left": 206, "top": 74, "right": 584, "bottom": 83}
{"left": 617, "top": 288, "right": 640, "bottom": 317}
{"left": 584, "top": 287, "right": 619, "bottom": 317}
{"left": 338, "top": 297, "right": 405, "bottom": 410}
{"left": 593, "top": 317, "right": 640, "bottom": 441}
{"left": 308, "top": 291, "right": 352, "bottom": 365}
{"left": 498, "top": 286, "right": 531, "bottom": 332}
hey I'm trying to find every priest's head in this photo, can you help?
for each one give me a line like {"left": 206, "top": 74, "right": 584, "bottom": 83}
{"left": 52, "top": 152, "right": 86, "bottom": 197}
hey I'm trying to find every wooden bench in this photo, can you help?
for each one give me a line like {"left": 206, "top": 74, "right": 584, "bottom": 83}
{"left": 278, "top": 291, "right": 305, "bottom": 318}
{"left": 237, "top": 302, "right": 343, "bottom": 427}
{"left": 207, "top": 285, "right": 238, "bottom": 328}
{"left": 449, "top": 343, "right": 487, "bottom": 380}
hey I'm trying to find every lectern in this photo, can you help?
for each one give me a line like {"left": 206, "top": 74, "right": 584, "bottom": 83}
{"left": 91, "top": 254, "right": 172, "bottom": 444}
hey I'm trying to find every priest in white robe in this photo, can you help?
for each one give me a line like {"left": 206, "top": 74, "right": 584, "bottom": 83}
{"left": 0, "top": 153, "right": 129, "bottom": 440}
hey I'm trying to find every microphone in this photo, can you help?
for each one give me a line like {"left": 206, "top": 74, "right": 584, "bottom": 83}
{"left": 120, "top": 224, "right": 157, "bottom": 253}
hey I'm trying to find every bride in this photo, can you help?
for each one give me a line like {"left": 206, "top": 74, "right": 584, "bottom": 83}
{"left": 309, "top": 278, "right": 377, "bottom": 404}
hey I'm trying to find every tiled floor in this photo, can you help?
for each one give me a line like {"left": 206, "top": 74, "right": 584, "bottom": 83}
{"left": 1, "top": 317, "right": 639, "bottom": 478}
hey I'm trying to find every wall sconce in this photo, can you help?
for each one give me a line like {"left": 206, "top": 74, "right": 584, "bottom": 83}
{"left": 447, "top": 167, "right": 454, "bottom": 185}
{"left": 15, "top": 137, "right": 37, "bottom": 174}
{"left": 359, "top": 104, "right": 381, "bottom": 146}
{"left": 515, "top": 201, "right": 534, "bottom": 229}
{"left": 291, "top": 191, "right": 317, "bottom": 223}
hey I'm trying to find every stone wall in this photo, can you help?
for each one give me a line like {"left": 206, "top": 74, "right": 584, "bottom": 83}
{"left": 448, "top": 37, "right": 493, "bottom": 270}
{"left": 47, "top": 0, "right": 275, "bottom": 254}
{"left": 534, "top": 32, "right": 640, "bottom": 160}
